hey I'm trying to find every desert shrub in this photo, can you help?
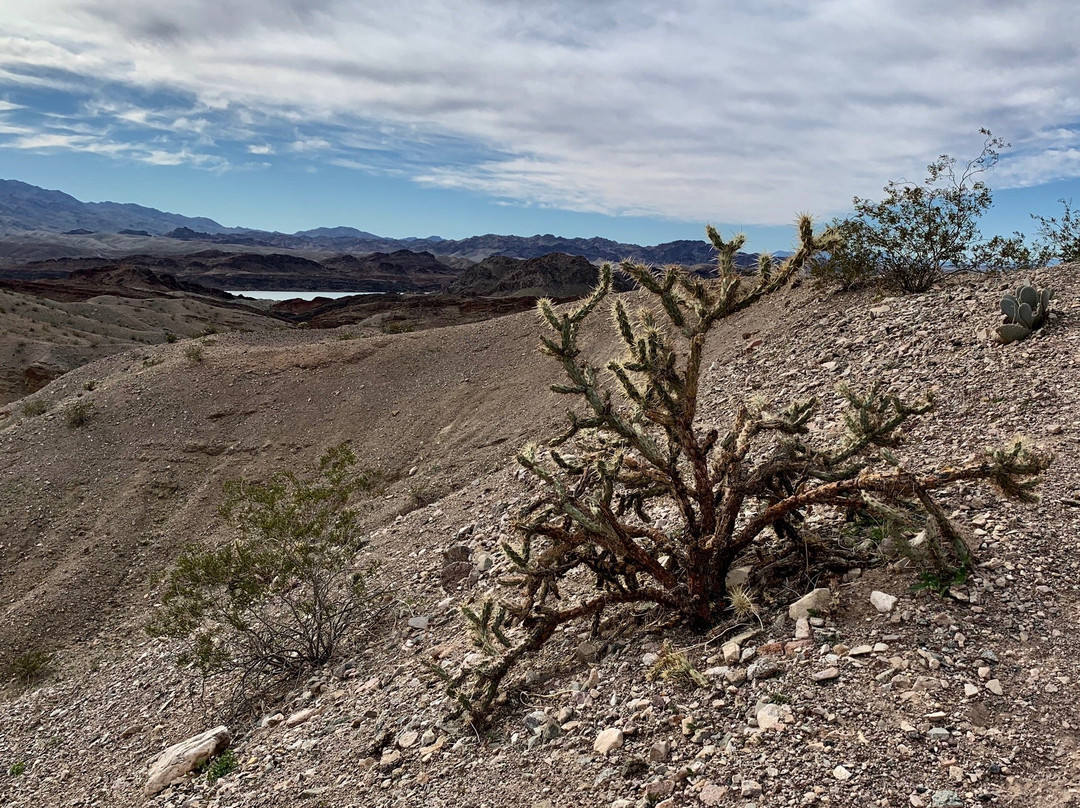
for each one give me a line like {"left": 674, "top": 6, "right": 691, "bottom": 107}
{"left": 184, "top": 344, "right": 204, "bottom": 362}
{"left": 201, "top": 749, "right": 239, "bottom": 784}
{"left": 66, "top": 400, "right": 93, "bottom": 428}
{"left": 149, "top": 444, "right": 384, "bottom": 713}
{"left": 164, "top": 331, "right": 178, "bottom": 343}
{"left": 8, "top": 761, "right": 26, "bottom": 777}
{"left": 1032, "top": 198, "right": 1080, "bottom": 263}
{"left": 436, "top": 218, "right": 1050, "bottom": 724}
{"left": 20, "top": 399, "right": 47, "bottom": 417}
{"left": 3, "top": 649, "right": 53, "bottom": 687}
{"left": 381, "top": 321, "right": 415, "bottom": 334}
{"left": 827, "top": 129, "right": 1015, "bottom": 292}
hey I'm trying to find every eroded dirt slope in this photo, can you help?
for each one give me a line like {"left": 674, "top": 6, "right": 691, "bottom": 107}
{"left": 2, "top": 268, "right": 1080, "bottom": 808}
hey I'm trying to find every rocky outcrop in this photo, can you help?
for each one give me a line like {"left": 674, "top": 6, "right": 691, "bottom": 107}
{"left": 144, "top": 726, "right": 231, "bottom": 796}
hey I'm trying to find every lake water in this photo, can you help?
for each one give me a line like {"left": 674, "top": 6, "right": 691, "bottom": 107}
{"left": 227, "top": 290, "right": 377, "bottom": 301}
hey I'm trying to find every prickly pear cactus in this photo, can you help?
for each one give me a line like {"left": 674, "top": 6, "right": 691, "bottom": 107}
{"left": 995, "top": 283, "right": 1055, "bottom": 343}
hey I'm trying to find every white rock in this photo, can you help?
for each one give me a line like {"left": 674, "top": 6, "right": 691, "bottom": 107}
{"left": 407, "top": 615, "right": 430, "bottom": 630}
{"left": 833, "top": 764, "right": 852, "bottom": 781}
{"left": 721, "top": 640, "right": 740, "bottom": 665}
{"left": 788, "top": 588, "right": 833, "bottom": 620}
{"left": 741, "top": 779, "right": 762, "bottom": 797}
{"left": 795, "top": 618, "right": 811, "bottom": 640}
{"left": 594, "top": 727, "right": 624, "bottom": 755}
{"left": 285, "top": 707, "right": 320, "bottom": 727}
{"left": 870, "top": 591, "right": 898, "bottom": 613}
{"left": 986, "top": 679, "right": 1003, "bottom": 696}
{"left": 144, "top": 726, "right": 231, "bottom": 796}
{"left": 755, "top": 703, "right": 784, "bottom": 731}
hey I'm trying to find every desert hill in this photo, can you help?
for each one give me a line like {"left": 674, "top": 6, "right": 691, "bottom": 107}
{"left": 1, "top": 268, "right": 1079, "bottom": 807}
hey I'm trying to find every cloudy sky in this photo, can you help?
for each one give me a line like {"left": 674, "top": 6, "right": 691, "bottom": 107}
{"left": 1, "top": 0, "right": 1079, "bottom": 247}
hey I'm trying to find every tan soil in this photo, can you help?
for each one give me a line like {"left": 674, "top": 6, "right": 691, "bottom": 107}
{"left": 2, "top": 267, "right": 1079, "bottom": 807}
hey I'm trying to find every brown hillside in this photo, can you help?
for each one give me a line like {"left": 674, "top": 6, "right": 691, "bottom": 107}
{"left": 2, "top": 268, "right": 1080, "bottom": 807}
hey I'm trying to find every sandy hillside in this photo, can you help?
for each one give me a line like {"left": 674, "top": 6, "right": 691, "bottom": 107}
{"left": 1, "top": 267, "right": 1080, "bottom": 808}
{"left": 0, "top": 286, "right": 290, "bottom": 405}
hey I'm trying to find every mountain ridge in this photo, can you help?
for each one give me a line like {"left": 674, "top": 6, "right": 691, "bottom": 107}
{"left": 0, "top": 178, "right": 728, "bottom": 265}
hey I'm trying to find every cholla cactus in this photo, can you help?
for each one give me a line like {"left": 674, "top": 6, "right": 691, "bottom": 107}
{"left": 437, "top": 217, "right": 1050, "bottom": 726}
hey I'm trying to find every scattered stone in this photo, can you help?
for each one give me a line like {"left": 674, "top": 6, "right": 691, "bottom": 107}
{"left": 698, "top": 783, "right": 729, "bottom": 806}
{"left": 788, "top": 588, "right": 832, "bottom": 620}
{"left": 755, "top": 703, "right": 784, "bottom": 731}
{"left": 848, "top": 644, "right": 873, "bottom": 656}
{"left": 985, "top": 679, "right": 1003, "bottom": 696}
{"left": 931, "top": 790, "right": 964, "bottom": 807}
{"left": 594, "top": 727, "right": 624, "bottom": 755}
{"left": 440, "top": 560, "right": 474, "bottom": 590}
{"left": 576, "top": 642, "right": 599, "bottom": 663}
{"left": 833, "top": 765, "right": 852, "bottom": 781}
{"left": 285, "top": 707, "right": 320, "bottom": 727}
{"left": 397, "top": 730, "right": 419, "bottom": 749}
{"left": 870, "top": 591, "right": 898, "bottom": 613}
{"left": 741, "top": 779, "right": 762, "bottom": 797}
{"left": 721, "top": 641, "right": 740, "bottom": 665}
{"left": 407, "top": 615, "right": 430, "bottom": 630}
{"left": 812, "top": 667, "right": 839, "bottom": 683}
{"left": 144, "top": 726, "right": 231, "bottom": 796}
{"left": 747, "top": 658, "right": 783, "bottom": 681}
{"left": 474, "top": 552, "right": 495, "bottom": 572}
{"left": 644, "top": 779, "right": 675, "bottom": 801}
{"left": 794, "top": 618, "right": 811, "bottom": 640}
{"left": 649, "top": 740, "right": 671, "bottom": 762}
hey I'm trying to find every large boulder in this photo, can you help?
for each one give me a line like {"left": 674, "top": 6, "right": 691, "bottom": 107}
{"left": 144, "top": 726, "right": 231, "bottom": 796}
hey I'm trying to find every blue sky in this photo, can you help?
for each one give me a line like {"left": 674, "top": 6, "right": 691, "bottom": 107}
{"left": 1, "top": 1, "right": 1080, "bottom": 251}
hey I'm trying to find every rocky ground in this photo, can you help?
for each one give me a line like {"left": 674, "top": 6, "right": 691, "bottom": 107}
{"left": 2, "top": 267, "right": 1079, "bottom": 807}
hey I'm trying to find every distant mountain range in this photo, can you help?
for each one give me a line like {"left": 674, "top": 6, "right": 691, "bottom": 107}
{"left": 0, "top": 179, "right": 727, "bottom": 266}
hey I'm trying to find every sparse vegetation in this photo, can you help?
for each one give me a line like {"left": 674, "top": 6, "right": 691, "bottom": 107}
{"left": 8, "top": 761, "right": 26, "bottom": 777}
{"left": 4, "top": 649, "right": 53, "bottom": 688}
{"left": 822, "top": 130, "right": 1022, "bottom": 292}
{"left": 201, "top": 749, "right": 239, "bottom": 784}
{"left": 148, "top": 445, "right": 385, "bottom": 715}
{"left": 21, "top": 399, "right": 47, "bottom": 417}
{"left": 1032, "top": 198, "right": 1080, "bottom": 263}
{"left": 381, "top": 321, "right": 415, "bottom": 334}
{"left": 996, "top": 282, "right": 1055, "bottom": 343}
{"left": 184, "top": 344, "right": 204, "bottom": 362}
{"left": 66, "top": 400, "right": 94, "bottom": 428}
{"left": 434, "top": 218, "right": 1052, "bottom": 724}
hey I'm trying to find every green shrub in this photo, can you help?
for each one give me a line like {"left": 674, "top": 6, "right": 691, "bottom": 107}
{"left": 1032, "top": 198, "right": 1080, "bottom": 263}
{"left": 20, "top": 399, "right": 47, "bottom": 417}
{"left": 8, "top": 761, "right": 26, "bottom": 777}
{"left": 149, "top": 445, "right": 384, "bottom": 713}
{"left": 184, "top": 344, "right": 203, "bottom": 362}
{"left": 203, "top": 749, "right": 239, "bottom": 784}
{"left": 66, "top": 401, "right": 93, "bottom": 428}
{"left": 435, "top": 219, "right": 1051, "bottom": 725}
{"left": 829, "top": 129, "right": 1011, "bottom": 292}
{"left": 4, "top": 649, "right": 53, "bottom": 687}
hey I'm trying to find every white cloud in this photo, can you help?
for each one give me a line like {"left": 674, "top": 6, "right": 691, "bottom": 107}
{"left": 1, "top": 1, "right": 1080, "bottom": 222}
{"left": 289, "top": 137, "right": 331, "bottom": 152}
{"left": 247, "top": 143, "right": 274, "bottom": 155}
